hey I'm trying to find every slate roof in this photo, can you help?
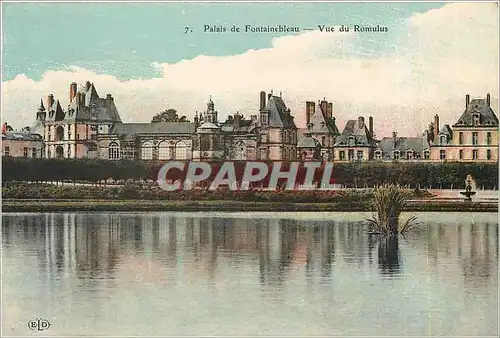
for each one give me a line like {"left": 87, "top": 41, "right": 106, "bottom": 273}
{"left": 43, "top": 82, "right": 122, "bottom": 124}
{"left": 2, "top": 132, "right": 43, "bottom": 142}
{"left": 110, "top": 122, "right": 195, "bottom": 135}
{"left": 439, "top": 124, "right": 453, "bottom": 137}
{"left": 220, "top": 119, "right": 257, "bottom": 134}
{"left": 309, "top": 105, "right": 340, "bottom": 135}
{"left": 197, "top": 121, "right": 221, "bottom": 133}
{"left": 266, "top": 96, "right": 297, "bottom": 129}
{"left": 453, "top": 98, "right": 499, "bottom": 127}
{"left": 334, "top": 120, "right": 376, "bottom": 147}
{"left": 297, "top": 135, "right": 321, "bottom": 148}
{"left": 375, "top": 136, "right": 427, "bottom": 155}
{"left": 66, "top": 89, "right": 122, "bottom": 123}
{"left": 45, "top": 100, "right": 65, "bottom": 122}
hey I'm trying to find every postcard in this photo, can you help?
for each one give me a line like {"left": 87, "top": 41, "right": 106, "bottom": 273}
{"left": 1, "top": 1, "right": 498, "bottom": 336}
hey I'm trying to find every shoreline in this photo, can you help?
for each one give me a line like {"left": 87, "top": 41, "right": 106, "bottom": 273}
{"left": 2, "top": 199, "right": 497, "bottom": 212}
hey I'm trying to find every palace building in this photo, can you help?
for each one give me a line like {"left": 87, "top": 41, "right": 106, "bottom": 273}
{"left": 9, "top": 80, "right": 497, "bottom": 164}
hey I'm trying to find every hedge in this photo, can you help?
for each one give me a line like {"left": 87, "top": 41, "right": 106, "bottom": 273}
{"left": 1, "top": 157, "right": 498, "bottom": 190}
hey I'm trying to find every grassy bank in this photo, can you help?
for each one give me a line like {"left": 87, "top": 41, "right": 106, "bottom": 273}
{"left": 2, "top": 199, "right": 497, "bottom": 213}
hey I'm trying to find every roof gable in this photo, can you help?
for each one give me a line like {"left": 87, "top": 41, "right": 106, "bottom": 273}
{"left": 453, "top": 98, "right": 499, "bottom": 127}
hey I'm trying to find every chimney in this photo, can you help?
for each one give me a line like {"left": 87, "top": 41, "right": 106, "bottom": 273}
{"left": 106, "top": 93, "right": 113, "bottom": 101}
{"left": 260, "top": 91, "right": 266, "bottom": 110}
{"left": 434, "top": 114, "right": 439, "bottom": 138}
{"left": 85, "top": 81, "right": 91, "bottom": 92}
{"left": 466, "top": 94, "right": 470, "bottom": 108}
{"left": 326, "top": 102, "right": 333, "bottom": 119}
{"left": 358, "top": 116, "right": 365, "bottom": 129}
{"left": 369, "top": 116, "right": 374, "bottom": 139}
{"left": 69, "top": 82, "right": 77, "bottom": 102}
{"left": 194, "top": 112, "right": 199, "bottom": 128}
{"left": 306, "top": 101, "right": 315, "bottom": 125}
{"left": 320, "top": 98, "right": 327, "bottom": 117}
{"left": 234, "top": 113, "right": 241, "bottom": 127}
{"left": 268, "top": 90, "right": 273, "bottom": 100}
{"left": 47, "top": 94, "right": 54, "bottom": 109}
{"left": 392, "top": 131, "right": 397, "bottom": 148}
{"left": 487, "top": 93, "right": 490, "bottom": 106}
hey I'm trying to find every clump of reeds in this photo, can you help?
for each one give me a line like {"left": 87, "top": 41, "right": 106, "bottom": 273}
{"left": 367, "top": 184, "right": 419, "bottom": 236}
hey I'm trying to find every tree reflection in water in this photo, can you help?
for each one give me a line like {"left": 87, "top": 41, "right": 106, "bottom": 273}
{"left": 377, "top": 236, "right": 401, "bottom": 277}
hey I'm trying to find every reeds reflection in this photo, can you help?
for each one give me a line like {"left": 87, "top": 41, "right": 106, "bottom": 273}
{"left": 377, "top": 236, "right": 401, "bottom": 277}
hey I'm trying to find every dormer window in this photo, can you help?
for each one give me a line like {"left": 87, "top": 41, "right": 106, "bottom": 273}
{"left": 375, "top": 150, "right": 382, "bottom": 160}
{"left": 393, "top": 150, "right": 400, "bottom": 160}
{"left": 348, "top": 136, "right": 355, "bottom": 146}
{"left": 440, "top": 135, "right": 446, "bottom": 144}
{"left": 406, "top": 150, "right": 414, "bottom": 160}
{"left": 472, "top": 113, "right": 480, "bottom": 126}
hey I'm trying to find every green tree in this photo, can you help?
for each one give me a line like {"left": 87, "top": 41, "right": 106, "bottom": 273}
{"left": 151, "top": 109, "right": 189, "bottom": 123}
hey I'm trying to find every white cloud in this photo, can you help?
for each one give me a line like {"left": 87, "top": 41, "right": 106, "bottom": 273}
{"left": 2, "top": 3, "right": 498, "bottom": 137}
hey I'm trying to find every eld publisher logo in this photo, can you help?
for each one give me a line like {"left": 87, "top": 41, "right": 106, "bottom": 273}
{"left": 28, "top": 318, "right": 51, "bottom": 331}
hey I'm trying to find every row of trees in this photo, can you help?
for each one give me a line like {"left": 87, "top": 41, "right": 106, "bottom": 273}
{"left": 2, "top": 157, "right": 498, "bottom": 189}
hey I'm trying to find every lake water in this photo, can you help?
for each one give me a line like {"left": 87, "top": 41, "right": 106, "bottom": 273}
{"left": 2, "top": 212, "right": 498, "bottom": 336}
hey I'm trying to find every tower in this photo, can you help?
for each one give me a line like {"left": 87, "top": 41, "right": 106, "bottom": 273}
{"left": 36, "top": 99, "right": 46, "bottom": 122}
{"left": 205, "top": 96, "right": 218, "bottom": 124}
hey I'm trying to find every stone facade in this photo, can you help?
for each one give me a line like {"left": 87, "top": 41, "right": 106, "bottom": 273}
{"left": 25, "top": 82, "right": 498, "bottom": 164}
{"left": 1, "top": 130, "right": 44, "bottom": 158}
{"left": 373, "top": 94, "right": 498, "bottom": 163}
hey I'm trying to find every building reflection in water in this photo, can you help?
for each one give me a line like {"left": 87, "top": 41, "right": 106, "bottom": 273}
{"left": 1, "top": 213, "right": 497, "bottom": 288}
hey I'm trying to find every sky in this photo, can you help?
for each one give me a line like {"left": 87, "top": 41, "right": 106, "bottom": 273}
{"left": 1, "top": 1, "right": 499, "bottom": 137}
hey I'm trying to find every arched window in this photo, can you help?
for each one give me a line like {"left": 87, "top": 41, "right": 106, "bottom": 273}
{"left": 109, "top": 142, "right": 120, "bottom": 160}
{"left": 141, "top": 141, "right": 154, "bottom": 160}
{"left": 56, "top": 126, "right": 64, "bottom": 141}
{"left": 158, "top": 141, "right": 171, "bottom": 160}
{"left": 175, "top": 141, "right": 189, "bottom": 160}
{"left": 234, "top": 141, "right": 245, "bottom": 160}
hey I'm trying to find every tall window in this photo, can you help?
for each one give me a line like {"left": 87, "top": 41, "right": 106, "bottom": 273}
{"left": 158, "top": 141, "right": 171, "bottom": 160}
{"left": 459, "top": 149, "right": 463, "bottom": 160}
{"left": 4, "top": 146, "right": 10, "bottom": 156}
{"left": 357, "top": 150, "right": 363, "bottom": 161}
{"left": 459, "top": 132, "right": 464, "bottom": 145}
{"left": 141, "top": 141, "right": 154, "bottom": 160}
{"left": 234, "top": 141, "right": 246, "bottom": 160}
{"left": 348, "top": 149, "right": 354, "bottom": 161}
{"left": 472, "top": 132, "right": 478, "bottom": 145}
{"left": 55, "top": 126, "right": 64, "bottom": 141}
{"left": 339, "top": 151, "right": 345, "bottom": 161}
{"left": 424, "top": 151, "right": 430, "bottom": 160}
{"left": 440, "top": 150, "right": 446, "bottom": 160}
{"left": 487, "top": 149, "right": 492, "bottom": 160}
{"left": 32, "top": 148, "right": 37, "bottom": 158}
{"left": 175, "top": 141, "right": 189, "bottom": 160}
{"left": 322, "top": 136, "right": 326, "bottom": 146}
{"left": 23, "top": 147, "right": 28, "bottom": 157}
{"left": 487, "top": 132, "right": 492, "bottom": 145}
{"left": 109, "top": 142, "right": 120, "bottom": 160}
{"left": 472, "top": 149, "right": 478, "bottom": 160}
